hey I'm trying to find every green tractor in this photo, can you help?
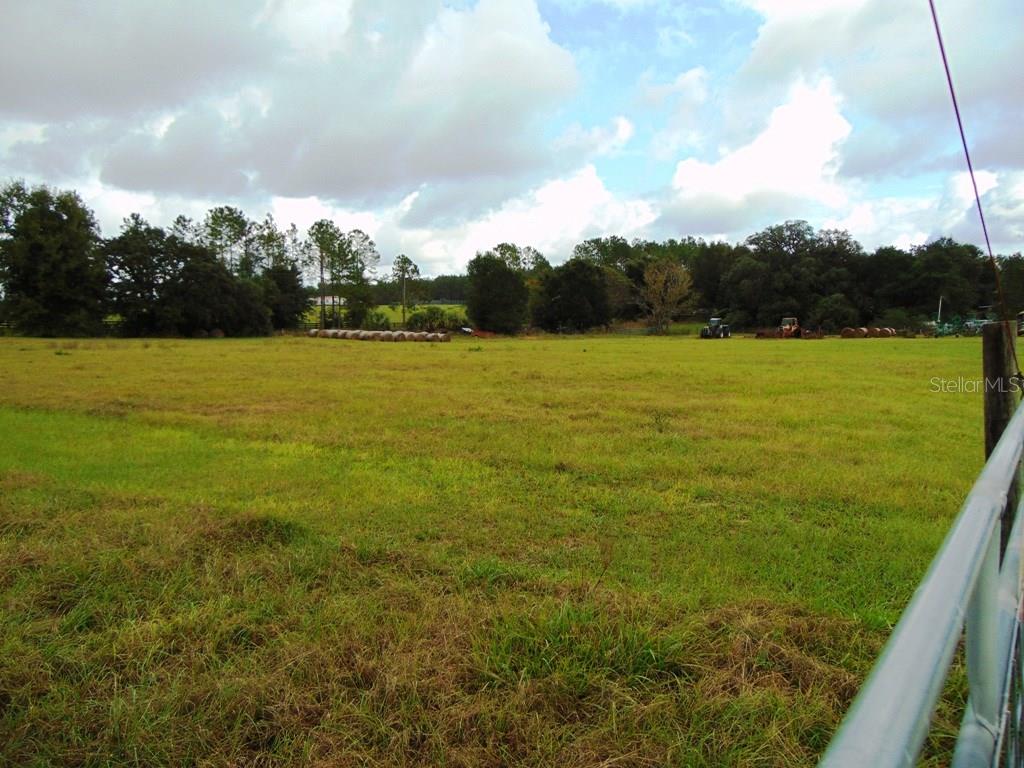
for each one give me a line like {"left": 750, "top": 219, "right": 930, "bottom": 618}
{"left": 700, "top": 317, "right": 731, "bottom": 339}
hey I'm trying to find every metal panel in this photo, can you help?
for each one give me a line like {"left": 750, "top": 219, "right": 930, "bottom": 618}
{"left": 820, "top": 402, "right": 1024, "bottom": 768}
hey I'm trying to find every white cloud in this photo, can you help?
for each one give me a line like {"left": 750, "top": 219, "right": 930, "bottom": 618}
{"left": 260, "top": 0, "right": 355, "bottom": 61}
{"left": 383, "top": 165, "right": 657, "bottom": 273}
{"left": 666, "top": 78, "right": 850, "bottom": 231}
{"left": 555, "top": 116, "right": 635, "bottom": 156}
{"left": 730, "top": 0, "right": 1024, "bottom": 178}
{"left": 640, "top": 67, "right": 707, "bottom": 108}
{"left": 817, "top": 170, "right": 1024, "bottom": 254}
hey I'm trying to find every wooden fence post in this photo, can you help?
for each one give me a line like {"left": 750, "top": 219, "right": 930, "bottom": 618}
{"left": 983, "top": 320, "right": 1019, "bottom": 559}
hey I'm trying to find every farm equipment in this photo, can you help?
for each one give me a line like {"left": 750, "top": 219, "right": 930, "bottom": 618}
{"left": 756, "top": 317, "right": 823, "bottom": 339}
{"left": 700, "top": 317, "right": 731, "bottom": 339}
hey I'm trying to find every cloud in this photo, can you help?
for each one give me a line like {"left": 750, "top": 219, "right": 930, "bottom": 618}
{"left": 660, "top": 78, "right": 850, "bottom": 235}
{"left": 639, "top": 67, "right": 708, "bottom": 157}
{"left": 0, "top": 2, "right": 270, "bottom": 121}
{"left": 555, "top": 116, "right": 635, "bottom": 157}
{"left": 2, "top": 0, "right": 581, "bottom": 210}
{"left": 731, "top": 0, "right": 1024, "bottom": 179}
{"left": 350, "top": 164, "right": 656, "bottom": 274}
{"left": 818, "top": 170, "right": 1024, "bottom": 254}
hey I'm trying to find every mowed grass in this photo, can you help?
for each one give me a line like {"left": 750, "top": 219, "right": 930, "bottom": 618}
{"left": 0, "top": 335, "right": 985, "bottom": 766}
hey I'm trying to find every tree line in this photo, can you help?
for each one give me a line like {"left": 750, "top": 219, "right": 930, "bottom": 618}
{"left": 2, "top": 180, "right": 1021, "bottom": 337}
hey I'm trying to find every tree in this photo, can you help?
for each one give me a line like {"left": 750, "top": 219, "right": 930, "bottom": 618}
{"left": 0, "top": 181, "right": 106, "bottom": 336}
{"left": 466, "top": 253, "right": 528, "bottom": 334}
{"left": 203, "top": 206, "right": 255, "bottom": 277}
{"left": 339, "top": 229, "right": 379, "bottom": 328}
{"left": 810, "top": 293, "right": 859, "bottom": 331}
{"left": 162, "top": 243, "right": 270, "bottom": 336}
{"left": 532, "top": 258, "right": 610, "bottom": 332}
{"left": 306, "top": 219, "right": 342, "bottom": 329}
{"left": 489, "top": 242, "right": 549, "bottom": 275}
{"left": 391, "top": 253, "right": 420, "bottom": 328}
{"left": 104, "top": 214, "right": 179, "bottom": 336}
{"left": 260, "top": 261, "right": 308, "bottom": 330}
{"left": 639, "top": 261, "right": 692, "bottom": 334}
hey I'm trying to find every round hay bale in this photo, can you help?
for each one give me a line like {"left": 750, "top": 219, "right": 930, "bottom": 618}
{"left": 307, "top": 328, "right": 319, "bottom": 337}
{"left": 439, "top": 332, "right": 452, "bottom": 342}
{"left": 887, "top": 327, "right": 897, "bottom": 336}
{"left": 425, "top": 333, "right": 440, "bottom": 342}
{"left": 317, "top": 329, "right": 330, "bottom": 338}
{"left": 414, "top": 332, "right": 429, "bottom": 341}
{"left": 866, "top": 327, "right": 881, "bottom": 338}
{"left": 368, "top": 331, "right": 382, "bottom": 341}
{"left": 380, "top": 331, "right": 394, "bottom": 341}
{"left": 325, "top": 329, "right": 338, "bottom": 338}
{"left": 393, "top": 331, "right": 407, "bottom": 341}
{"left": 840, "top": 327, "right": 857, "bottom": 338}
{"left": 346, "top": 330, "right": 361, "bottom": 339}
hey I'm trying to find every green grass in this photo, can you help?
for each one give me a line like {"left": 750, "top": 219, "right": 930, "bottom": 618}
{"left": 0, "top": 335, "right": 983, "bottom": 765}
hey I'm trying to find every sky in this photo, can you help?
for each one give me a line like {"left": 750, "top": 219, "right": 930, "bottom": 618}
{"left": 1, "top": 0, "right": 1021, "bottom": 275}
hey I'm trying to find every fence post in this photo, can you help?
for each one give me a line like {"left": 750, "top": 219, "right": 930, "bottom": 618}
{"left": 983, "top": 320, "right": 1019, "bottom": 559}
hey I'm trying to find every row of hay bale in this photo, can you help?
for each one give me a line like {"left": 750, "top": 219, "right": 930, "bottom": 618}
{"left": 840, "top": 326, "right": 898, "bottom": 338}
{"left": 308, "top": 328, "right": 451, "bottom": 342}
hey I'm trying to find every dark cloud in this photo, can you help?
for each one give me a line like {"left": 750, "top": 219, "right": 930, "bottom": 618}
{"left": 0, "top": 2, "right": 272, "bottom": 121}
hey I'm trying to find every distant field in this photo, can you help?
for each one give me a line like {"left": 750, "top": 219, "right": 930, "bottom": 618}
{"left": 0, "top": 335, "right": 984, "bottom": 765}
{"left": 304, "top": 303, "right": 468, "bottom": 326}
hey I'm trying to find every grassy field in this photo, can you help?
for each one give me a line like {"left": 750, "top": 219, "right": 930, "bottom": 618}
{"left": 0, "top": 335, "right": 986, "bottom": 766}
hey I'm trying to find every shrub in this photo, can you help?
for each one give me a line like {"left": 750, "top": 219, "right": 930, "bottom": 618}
{"left": 360, "top": 308, "right": 391, "bottom": 331}
{"left": 406, "top": 305, "right": 466, "bottom": 332}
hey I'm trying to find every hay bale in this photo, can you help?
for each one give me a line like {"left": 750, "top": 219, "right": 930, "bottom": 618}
{"left": 425, "top": 333, "right": 440, "bottom": 342}
{"left": 414, "top": 332, "right": 430, "bottom": 342}
{"left": 368, "top": 331, "right": 382, "bottom": 340}
{"left": 866, "top": 327, "right": 881, "bottom": 338}
{"left": 840, "top": 327, "right": 857, "bottom": 338}
{"left": 325, "top": 329, "right": 338, "bottom": 338}
{"left": 439, "top": 332, "right": 452, "bottom": 342}
{"left": 307, "top": 328, "right": 319, "bottom": 338}
{"left": 380, "top": 331, "right": 394, "bottom": 341}
{"left": 393, "top": 332, "right": 406, "bottom": 341}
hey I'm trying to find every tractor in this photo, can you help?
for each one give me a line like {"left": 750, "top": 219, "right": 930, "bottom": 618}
{"left": 700, "top": 317, "right": 731, "bottom": 339}
{"left": 779, "top": 316, "right": 801, "bottom": 338}
{"left": 755, "top": 317, "right": 824, "bottom": 339}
